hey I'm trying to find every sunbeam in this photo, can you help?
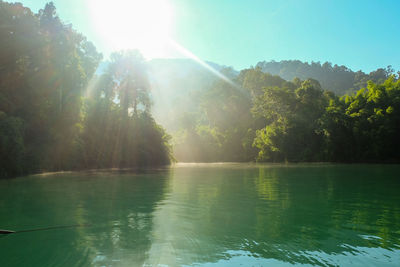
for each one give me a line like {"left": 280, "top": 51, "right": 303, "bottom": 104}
{"left": 168, "top": 39, "right": 237, "bottom": 87}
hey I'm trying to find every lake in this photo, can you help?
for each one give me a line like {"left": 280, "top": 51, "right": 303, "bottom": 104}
{"left": 0, "top": 163, "right": 399, "bottom": 266}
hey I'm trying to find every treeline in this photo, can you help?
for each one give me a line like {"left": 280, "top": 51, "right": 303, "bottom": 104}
{"left": 256, "top": 60, "right": 397, "bottom": 95}
{"left": 174, "top": 68, "right": 400, "bottom": 163}
{"left": 1, "top": 2, "right": 399, "bottom": 177}
{"left": 0, "top": 2, "right": 171, "bottom": 178}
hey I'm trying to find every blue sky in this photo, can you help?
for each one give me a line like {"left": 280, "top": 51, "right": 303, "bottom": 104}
{"left": 14, "top": 0, "right": 400, "bottom": 72}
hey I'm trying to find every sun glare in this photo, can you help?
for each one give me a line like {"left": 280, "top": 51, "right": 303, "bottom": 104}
{"left": 89, "top": 0, "right": 173, "bottom": 58}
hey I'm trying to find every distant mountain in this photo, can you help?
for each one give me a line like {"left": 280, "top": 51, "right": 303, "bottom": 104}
{"left": 256, "top": 60, "right": 395, "bottom": 94}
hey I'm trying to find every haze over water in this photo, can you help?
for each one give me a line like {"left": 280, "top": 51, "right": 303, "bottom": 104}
{"left": 0, "top": 163, "right": 399, "bottom": 266}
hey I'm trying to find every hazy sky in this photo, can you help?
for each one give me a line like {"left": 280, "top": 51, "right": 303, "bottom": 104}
{"left": 14, "top": 0, "right": 400, "bottom": 72}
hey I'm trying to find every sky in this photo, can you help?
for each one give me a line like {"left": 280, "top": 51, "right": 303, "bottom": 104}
{"left": 13, "top": 0, "right": 400, "bottom": 73}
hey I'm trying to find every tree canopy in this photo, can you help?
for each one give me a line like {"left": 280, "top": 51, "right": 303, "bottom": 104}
{"left": 172, "top": 66, "right": 400, "bottom": 163}
{"left": 256, "top": 60, "right": 396, "bottom": 95}
{"left": 0, "top": 2, "right": 171, "bottom": 178}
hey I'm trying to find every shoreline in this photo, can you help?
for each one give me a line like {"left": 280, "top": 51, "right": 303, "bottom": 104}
{"left": 3, "top": 161, "right": 400, "bottom": 179}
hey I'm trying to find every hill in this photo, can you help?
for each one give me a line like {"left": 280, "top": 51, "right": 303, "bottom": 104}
{"left": 256, "top": 60, "right": 396, "bottom": 94}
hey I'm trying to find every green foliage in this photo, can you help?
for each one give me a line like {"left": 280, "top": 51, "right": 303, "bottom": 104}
{"left": 252, "top": 73, "right": 400, "bottom": 162}
{"left": 252, "top": 79, "right": 327, "bottom": 161}
{"left": 0, "top": 2, "right": 171, "bottom": 178}
{"left": 0, "top": 112, "right": 25, "bottom": 177}
{"left": 79, "top": 50, "right": 172, "bottom": 169}
{"left": 173, "top": 69, "right": 258, "bottom": 162}
{"left": 80, "top": 96, "right": 171, "bottom": 168}
{"left": 340, "top": 76, "right": 400, "bottom": 160}
{"left": 174, "top": 65, "right": 400, "bottom": 163}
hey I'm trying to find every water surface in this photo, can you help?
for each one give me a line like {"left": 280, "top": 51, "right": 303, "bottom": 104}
{"left": 0, "top": 163, "right": 399, "bottom": 266}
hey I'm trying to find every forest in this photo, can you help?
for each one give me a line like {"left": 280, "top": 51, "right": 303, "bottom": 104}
{"left": 172, "top": 68, "right": 400, "bottom": 163}
{"left": 0, "top": 2, "right": 171, "bottom": 178}
{"left": 1, "top": 1, "right": 400, "bottom": 178}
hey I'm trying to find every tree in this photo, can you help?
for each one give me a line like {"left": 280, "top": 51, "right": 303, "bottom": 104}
{"left": 0, "top": 1, "right": 102, "bottom": 176}
{"left": 80, "top": 50, "right": 172, "bottom": 169}
{"left": 252, "top": 79, "right": 328, "bottom": 161}
{"left": 108, "top": 50, "right": 150, "bottom": 117}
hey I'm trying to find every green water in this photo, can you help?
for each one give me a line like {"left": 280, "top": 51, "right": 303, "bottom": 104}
{"left": 0, "top": 164, "right": 399, "bottom": 266}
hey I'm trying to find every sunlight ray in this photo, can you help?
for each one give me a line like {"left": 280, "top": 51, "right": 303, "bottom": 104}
{"left": 168, "top": 39, "right": 237, "bottom": 87}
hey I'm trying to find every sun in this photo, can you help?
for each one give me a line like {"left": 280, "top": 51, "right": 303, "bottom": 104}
{"left": 88, "top": 0, "right": 173, "bottom": 58}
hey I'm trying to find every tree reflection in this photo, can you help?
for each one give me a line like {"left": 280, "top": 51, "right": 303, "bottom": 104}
{"left": 0, "top": 170, "right": 171, "bottom": 266}
{"left": 0, "top": 165, "right": 399, "bottom": 266}
{"left": 146, "top": 164, "right": 400, "bottom": 266}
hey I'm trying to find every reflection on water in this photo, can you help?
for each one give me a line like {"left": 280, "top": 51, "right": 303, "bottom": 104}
{"left": 0, "top": 164, "right": 399, "bottom": 266}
